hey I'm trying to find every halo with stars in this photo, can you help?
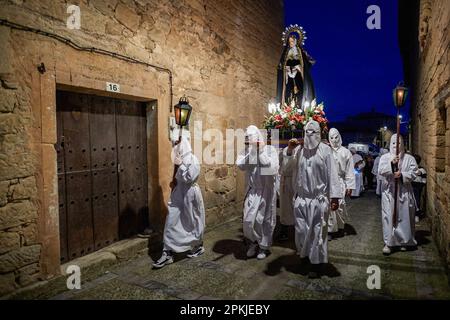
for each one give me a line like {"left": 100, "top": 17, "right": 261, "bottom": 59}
{"left": 281, "top": 24, "right": 307, "bottom": 47}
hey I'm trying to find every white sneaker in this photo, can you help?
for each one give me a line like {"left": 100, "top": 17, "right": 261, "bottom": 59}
{"left": 152, "top": 251, "right": 174, "bottom": 269}
{"left": 382, "top": 245, "right": 391, "bottom": 255}
{"left": 246, "top": 243, "right": 257, "bottom": 258}
{"left": 415, "top": 216, "right": 420, "bottom": 223}
{"left": 257, "top": 249, "right": 268, "bottom": 260}
{"left": 187, "top": 246, "right": 205, "bottom": 258}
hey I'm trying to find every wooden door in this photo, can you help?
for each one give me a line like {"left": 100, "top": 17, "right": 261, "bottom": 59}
{"left": 56, "top": 90, "right": 148, "bottom": 263}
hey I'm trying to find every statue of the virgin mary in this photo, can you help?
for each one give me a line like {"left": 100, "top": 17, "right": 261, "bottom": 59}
{"left": 276, "top": 25, "right": 316, "bottom": 110}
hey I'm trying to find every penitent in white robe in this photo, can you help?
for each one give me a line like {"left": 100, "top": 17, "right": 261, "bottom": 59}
{"left": 291, "top": 142, "right": 341, "bottom": 264}
{"left": 372, "top": 155, "right": 382, "bottom": 195}
{"left": 278, "top": 145, "right": 301, "bottom": 226}
{"left": 237, "top": 144, "right": 279, "bottom": 250}
{"left": 328, "top": 146, "right": 355, "bottom": 233}
{"left": 373, "top": 148, "right": 388, "bottom": 196}
{"left": 378, "top": 152, "right": 418, "bottom": 247}
{"left": 351, "top": 153, "right": 365, "bottom": 197}
{"left": 163, "top": 152, "right": 205, "bottom": 253}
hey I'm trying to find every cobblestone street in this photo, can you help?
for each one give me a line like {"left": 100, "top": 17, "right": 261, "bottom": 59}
{"left": 11, "top": 190, "right": 450, "bottom": 300}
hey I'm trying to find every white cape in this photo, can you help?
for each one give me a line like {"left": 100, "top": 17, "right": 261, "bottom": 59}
{"left": 378, "top": 152, "right": 418, "bottom": 247}
{"left": 291, "top": 143, "right": 342, "bottom": 263}
{"left": 163, "top": 153, "right": 205, "bottom": 252}
{"left": 328, "top": 146, "right": 355, "bottom": 233}
{"left": 237, "top": 144, "right": 279, "bottom": 249}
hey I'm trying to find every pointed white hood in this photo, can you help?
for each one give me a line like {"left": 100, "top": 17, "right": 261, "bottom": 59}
{"left": 245, "top": 125, "right": 265, "bottom": 144}
{"left": 304, "top": 120, "right": 321, "bottom": 150}
{"left": 328, "top": 128, "right": 342, "bottom": 151}
{"left": 389, "top": 134, "right": 405, "bottom": 157}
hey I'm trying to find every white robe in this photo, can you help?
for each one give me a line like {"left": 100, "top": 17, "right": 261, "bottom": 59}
{"left": 351, "top": 153, "right": 365, "bottom": 197}
{"left": 278, "top": 146, "right": 300, "bottom": 226}
{"left": 378, "top": 153, "right": 418, "bottom": 247}
{"left": 328, "top": 146, "right": 355, "bottom": 233}
{"left": 291, "top": 143, "right": 342, "bottom": 264}
{"left": 237, "top": 145, "right": 279, "bottom": 249}
{"left": 163, "top": 153, "right": 205, "bottom": 252}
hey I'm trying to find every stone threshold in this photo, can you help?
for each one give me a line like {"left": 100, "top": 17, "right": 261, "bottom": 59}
{"left": 3, "top": 216, "right": 243, "bottom": 299}
{"left": 2, "top": 232, "right": 162, "bottom": 300}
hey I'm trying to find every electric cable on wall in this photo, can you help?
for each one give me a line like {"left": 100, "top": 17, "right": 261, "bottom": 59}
{"left": 0, "top": 18, "right": 174, "bottom": 111}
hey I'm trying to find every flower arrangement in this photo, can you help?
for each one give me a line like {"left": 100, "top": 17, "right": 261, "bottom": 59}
{"left": 263, "top": 99, "right": 329, "bottom": 139}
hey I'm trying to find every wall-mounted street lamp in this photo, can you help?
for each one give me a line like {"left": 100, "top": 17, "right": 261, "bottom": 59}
{"left": 174, "top": 95, "right": 192, "bottom": 128}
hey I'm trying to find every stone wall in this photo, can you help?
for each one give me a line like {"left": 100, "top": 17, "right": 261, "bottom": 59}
{"left": 400, "top": 0, "right": 450, "bottom": 272}
{"left": 0, "top": 0, "right": 284, "bottom": 296}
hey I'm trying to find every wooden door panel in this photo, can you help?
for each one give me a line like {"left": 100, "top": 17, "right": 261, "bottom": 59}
{"left": 56, "top": 92, "right": 68, "bottom": 263}
{"left": 61, "top": 92, "right": 94, "bottom": 260}
{"left": 90, "top": 96, "right": 119, "bottom": 250}
{"left": 116, "top": 100, "right": 148, "bottom": 238}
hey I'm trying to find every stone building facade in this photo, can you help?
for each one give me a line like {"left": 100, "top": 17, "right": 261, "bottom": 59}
{"left": 399, "top": 0, "right": 450, "bottom": 274}
{"left": 0, "top": 0, "right": 284, "bottom": 296}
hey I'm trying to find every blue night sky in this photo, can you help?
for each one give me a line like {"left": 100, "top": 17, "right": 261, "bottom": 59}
{"left": 284, "top": 0, "right": 406, "bottom": 122}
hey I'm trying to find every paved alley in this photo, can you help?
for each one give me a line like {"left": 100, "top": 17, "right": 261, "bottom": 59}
{"left": 11, "top": 190, "right": 450, "bottom": 300}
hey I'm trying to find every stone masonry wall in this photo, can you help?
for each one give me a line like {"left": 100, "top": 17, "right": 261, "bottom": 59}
{"left": 407, "top": 0, "right": 450, "bottom": 271}
{"left": 0, "top": 0, "right": 284, "bottom": 296}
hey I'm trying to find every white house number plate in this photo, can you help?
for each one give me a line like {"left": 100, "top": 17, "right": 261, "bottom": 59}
{"left": 106, "top": 82, "right": 120, "bottom": 93}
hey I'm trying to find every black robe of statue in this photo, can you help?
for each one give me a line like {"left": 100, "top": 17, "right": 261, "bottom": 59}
{"left": 276, "top": 46, "right": 315, "bottom": 108}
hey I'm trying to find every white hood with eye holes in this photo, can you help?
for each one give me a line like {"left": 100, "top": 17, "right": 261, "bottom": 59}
{"left": 389, "top": 134, "right": 405, "bottom": 157}
{"left": 245, "top": 125, "right": 265, "bottom": 144}
{"left": 304, "top": 120, "right": 321, "bottom": 150}
{"left": 328, "top": 128, "right": 342, "bottom": 151}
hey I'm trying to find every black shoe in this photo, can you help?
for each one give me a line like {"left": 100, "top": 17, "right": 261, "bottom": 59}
{"left": 308, "top": 264, "right": 321, "bottom": 279}
{"left": 278, "top": 232, "right": 288, "bottom": 242}
{"left": 138, "top": 228, "right": 154, "bottom": 238}
{"left": 308, "top": 270, "right": 320, "bottom": 279}
{"left": 277, "top": 225, "right": 289, "bottom": 242}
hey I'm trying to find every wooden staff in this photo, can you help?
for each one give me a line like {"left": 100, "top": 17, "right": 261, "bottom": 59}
{"left": 393, "top": 107, "right": 400, "bottom": 228}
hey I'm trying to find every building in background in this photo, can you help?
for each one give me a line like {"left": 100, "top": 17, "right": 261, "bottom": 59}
{"left": 330, "top": 109, "right": 397, "bottom": 147}
{"left": 0, "top": 0, "right": 283, "bottom": 296}
{"left": 399, "top": 0, "right": 450, "bottom": 277}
